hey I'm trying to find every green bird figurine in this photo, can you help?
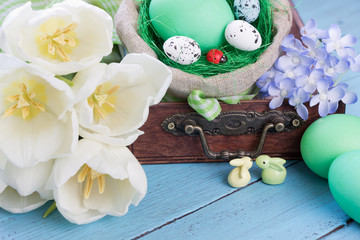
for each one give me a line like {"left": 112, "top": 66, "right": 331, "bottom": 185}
{"left": 255, "top": 155, "right": 287, "bottom": 185}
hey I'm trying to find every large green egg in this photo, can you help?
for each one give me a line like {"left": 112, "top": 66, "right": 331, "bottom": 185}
{"left": 149, "top": 0, "right": 235, "bottom": 51}
{"left": 300, "top": 114, "right": 360, "bottom": 179}
{"left": 329, "top": 150, "right": 360, "bottom": 223}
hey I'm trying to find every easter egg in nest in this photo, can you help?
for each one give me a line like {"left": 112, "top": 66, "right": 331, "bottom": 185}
{"left": 149, "top": 0, "right": 235, "bottom": 52}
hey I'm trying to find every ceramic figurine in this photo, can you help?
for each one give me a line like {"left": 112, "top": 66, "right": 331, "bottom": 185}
{"left": 228, "top": 157, "right": 253, "bottom": 188}
{"left": 255, "top": 155, "right": 286, "bottom": 185}
{"left": 206, "top": 49, "right": 227, "bottom": 64}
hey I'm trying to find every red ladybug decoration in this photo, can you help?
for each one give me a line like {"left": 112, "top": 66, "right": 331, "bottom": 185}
{"left": 206, "top": 49, "right": 227, "bottom": 64}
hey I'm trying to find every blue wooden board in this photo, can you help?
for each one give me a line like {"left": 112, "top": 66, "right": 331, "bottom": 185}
{"left": 1, "top": 0, "right": 360, "bottom": 239}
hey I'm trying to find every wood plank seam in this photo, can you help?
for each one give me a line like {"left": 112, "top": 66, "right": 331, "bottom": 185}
{"left": 317, "top": 219, "right": 354, "bottom": 239}
{"left": 133, "top": 160, "right": 302, "bottom": 239}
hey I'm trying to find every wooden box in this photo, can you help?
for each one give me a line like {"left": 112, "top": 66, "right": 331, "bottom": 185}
{"left": 131, "top": 3, "right": 345, "bottom": 164}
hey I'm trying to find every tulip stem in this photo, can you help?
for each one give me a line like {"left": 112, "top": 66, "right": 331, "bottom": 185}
{"left": 56, "top": 75, "right": 74, "bottom": 87}
{"left": 43, "top": 201, "right": 57, "bottom": 218}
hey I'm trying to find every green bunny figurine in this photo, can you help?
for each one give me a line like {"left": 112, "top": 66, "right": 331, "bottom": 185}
{"left": 255, "top": 155, "right": 287, "bottom": 185}
{"left": 228, "top": 157, "right": 253, "bottom": 188}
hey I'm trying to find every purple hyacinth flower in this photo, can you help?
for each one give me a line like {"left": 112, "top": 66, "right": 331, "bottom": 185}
{"left": 300, "top": 18, "right": 329, "bottom": 41}
{"left": 281, "top": 34, "right": 305, "bottom": 52}
{"left": 301, "top": 36, "right": 328, "bottom": 61}
{"left": 295, "top": 68, "right": 324, "bottom": 94}
{"left": 280, "top": 49, "right": 314, "bottom": 68}
{"left": 268, "top": 78, "right": 294, "bottom": 109}
{"left": 310, "top": 79, "right": 345, "bottom": 117}
{"left": 316, "top": 55, "right": 349, "bottom": 78}
{"left": 289, "top": 88, "right": 310, "bottom": 120}
{"left": 348, "top": 54, "right": 360, "bottom": 72}
{"left": 322, "top": 24, "right": 357, "bottom": 58}
{"left": 275, "top": 61, "right": 310, "bottom": 84}
{"left": 337, "top": 82, "right": 358, "bottom": 104}
{"left": 256, "top": 67, "right": 279, "bottom": 93}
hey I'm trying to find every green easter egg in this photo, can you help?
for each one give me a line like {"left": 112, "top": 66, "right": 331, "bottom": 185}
{"left": 329, "top": 150, "right": 360, "bottom": 223}
{"left": 300, "top": 114, "right": 360, "bottom": 179}
{"left": 149, "top": 0, "right": 235, "bottom": 51}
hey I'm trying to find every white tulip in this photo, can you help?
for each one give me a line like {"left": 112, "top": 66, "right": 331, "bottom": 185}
{"left": 0, "top": 0, "right": 113, "bottom": 75}
{"left": 0, "top": 54, "right": 78, "bottom": 167}
{"left": 0, "top": 153, "right": 53, "bottom": 213}
{"left": 72, "top": 53, "right": 172, "bottom": 145}
{"left": 47, "top": 138, "right": 147, "bottom": 225}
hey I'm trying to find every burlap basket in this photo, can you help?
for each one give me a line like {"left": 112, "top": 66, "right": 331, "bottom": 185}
{"left": 115, "top": 0, "right": 293, "bottom": 99}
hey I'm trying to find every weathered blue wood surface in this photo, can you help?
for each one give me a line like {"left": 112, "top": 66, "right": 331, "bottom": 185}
{"left": 1, "top": 0, "right": 360, "bottom": 239}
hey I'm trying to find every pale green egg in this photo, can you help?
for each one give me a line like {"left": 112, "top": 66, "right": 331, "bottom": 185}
{"left": 329, "top": 150, "right": 360, "bottom": 223}
{"left": 149, "top": 0, "right": 235, "bottom": 51}
{"left": 300, "top": 114, "right": 360, "bottom": 179}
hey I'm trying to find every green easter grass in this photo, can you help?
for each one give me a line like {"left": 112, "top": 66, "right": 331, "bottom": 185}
{"left": 137, "top": 0, "right": 275, "bottom": 78}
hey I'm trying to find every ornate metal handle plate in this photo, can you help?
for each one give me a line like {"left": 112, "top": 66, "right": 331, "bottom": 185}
{"left": 161, "top": 110, "right": 304, "bottom": 160}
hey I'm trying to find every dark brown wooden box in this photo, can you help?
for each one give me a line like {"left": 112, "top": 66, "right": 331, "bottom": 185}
{"left": 130, "top": 3, "right": 345, "bottom": 164}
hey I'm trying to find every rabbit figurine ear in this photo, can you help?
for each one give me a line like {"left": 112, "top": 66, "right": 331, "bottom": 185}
{"left": 229, "top": 157, "right": 252, "bottom": 167}
{"left": 269, "top": 162, "right": 285, "bottom": 171}
{"left": 271, "top": 158, "right": 286, "bottom": 166}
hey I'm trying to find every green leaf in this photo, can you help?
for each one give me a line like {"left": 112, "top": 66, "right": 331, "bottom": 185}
{"left": 43, "top": 201, "right": 57, "bottom": 218}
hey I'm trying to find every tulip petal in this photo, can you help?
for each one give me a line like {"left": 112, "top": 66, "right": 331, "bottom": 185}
{"left": 127, "top": 159, "right": 147, "bottom": 205}
{"left": 0, "top": 178, "right": 6, "bottom": 193}
{"left": 0, "top": 53, "right": 27, "bottom": 71}
{"left": 72, "top": 63, "right": 107, "bottom": 104}
{"left": 0, "top": 186, "right": 48, "bottom": 213}
{"left": 1, "top": 0, "right": 113, "bottom": 75}
{"left": 55, "top": 175, "right": 105, "bottom": 224}
{"left": 83, "top": 177, "right": 135, "bottom": 216}
{"left": 50, "top": 139, "right": 147, "bottom": 224}
{"left": 119, "top": 54, "right": 172, "bottom": 105}
{"left": 54, "top": 109, "right": 79, "bottom": 156}
{"left": 79, "top": 128, "right": 144, "bottom": 146}
{"left": 0, "top": 160, "right": 54, "bottom": 196}
{"left": 0, "top": 112, "right": 71, "bottom": 168}
{"left": 48, "top": 139, "right": 103, "bottom": 189}
{"left": 0, "top": 151, "right": 7, "bottom": 170}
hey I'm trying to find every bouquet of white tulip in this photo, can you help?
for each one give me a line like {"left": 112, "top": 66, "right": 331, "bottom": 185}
{"left": 0, "top": 0, "right": 172, "bottom": 224}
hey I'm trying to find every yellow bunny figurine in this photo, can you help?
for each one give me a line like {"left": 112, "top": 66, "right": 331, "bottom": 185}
{"left": 227, "top": 157, "right": 253, "bottom": 188}
{"left": 255, "top": 155, "right": 287, "bottom": 185}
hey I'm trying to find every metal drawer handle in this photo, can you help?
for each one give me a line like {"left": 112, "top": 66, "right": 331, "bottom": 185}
{"left": 162, "top": 110, "right": 303, "bottom": 160}
{"left": 184, "top": 121, "right": 283, "bottom": 160}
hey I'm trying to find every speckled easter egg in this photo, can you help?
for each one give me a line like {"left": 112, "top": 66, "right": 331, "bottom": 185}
{"left": 225, "top": 20, "right": 262, "bottom": 51}
{"left": 329, "top": 150, "right": 360, "bottom": 223}
{"left": 149, "top": 0, "right": 235, "bottom": 51}
{"left": 300, "top": 114, "right": 360, "bottom": 179}
{"left": 163, "top": 36, "right": 201, "bottom": 65}
{"left": 233, "top": 0, "right": 260, "bottom": 23}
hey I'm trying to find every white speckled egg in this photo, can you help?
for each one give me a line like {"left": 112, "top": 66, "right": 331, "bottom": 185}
{"left": 234, "top": 0, "right": 260, "bottom": 23}
{"left": 163, "top": 36, "right": 201, "bottom": 65}
{"left": 225, "top": 20, "right": 262, "bottom": 51}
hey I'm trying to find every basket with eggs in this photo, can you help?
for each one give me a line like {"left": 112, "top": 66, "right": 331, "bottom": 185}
{"left": 115, "top": 0, "right": 293, "bottom": 99}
